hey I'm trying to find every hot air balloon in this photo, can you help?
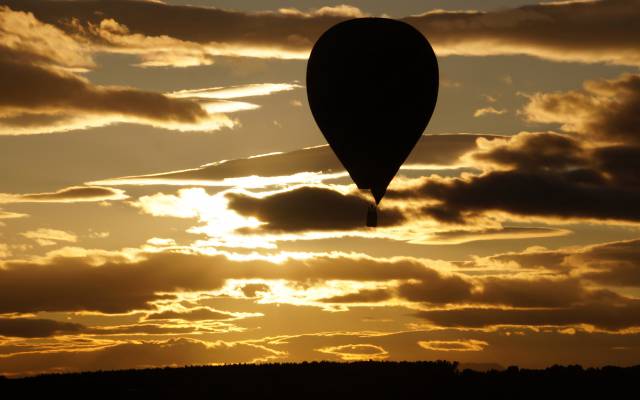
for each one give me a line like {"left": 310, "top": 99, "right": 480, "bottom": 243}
{"left": 306, "top": 18, "right": 439, "bottom": 227}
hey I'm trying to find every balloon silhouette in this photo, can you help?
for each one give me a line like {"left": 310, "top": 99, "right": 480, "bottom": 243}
{"left": 306, "top": 18, "right": 439, "bottom": 224}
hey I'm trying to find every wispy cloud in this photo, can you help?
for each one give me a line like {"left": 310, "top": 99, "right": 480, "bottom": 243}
{"left": 21, "top": 228, "right": 78, "bottom": 246}
{"left": 316, "top": 344, "right": 388, "bottom": 361}
{"left": 90, "top": 134, "right": 489, "bottom": 188}
{"left": 474, "top": 107, "right": 507, "bottom": 117}
{"left": 167, "top": 83, "right": 302, "bottom": 100}
{"left": 0, "top": 186, "right": 127, "bottom": 203}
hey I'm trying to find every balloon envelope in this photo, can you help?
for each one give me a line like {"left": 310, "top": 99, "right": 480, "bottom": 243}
{"left": 306, "top": 18, "right": 439, "bottom": 204}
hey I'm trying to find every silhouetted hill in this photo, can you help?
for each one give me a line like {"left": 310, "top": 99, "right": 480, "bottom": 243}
{"left": 1, "top": 361, "right": 639, "bottom": 398}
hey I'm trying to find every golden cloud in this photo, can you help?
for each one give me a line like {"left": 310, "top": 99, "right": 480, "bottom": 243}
{"left": 5, "top": 0, "right": 640, "bottom": 66}
{"left": 521, "top": 73, "right": 640, "bottom": 144}
{"left": 21, "top": 228, "right": 78, "bottom": 247}
{"left": 316, "top": 344, "right": 389, "bottom": 361}
{"left": 0, "top": 7, "right": 292, "bottom": 134}
{"left": 418, "top": 339, "right": 488, "bottom": 352}
{"left": 0, "top": 186, "right": 128, "bottom": 203}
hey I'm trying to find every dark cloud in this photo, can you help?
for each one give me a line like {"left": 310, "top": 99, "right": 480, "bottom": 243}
{"left": 0, "top": 58, "right": 205, "bottom": 121}
{"left": 398, "top": 269, "right": 473, "bottom": 304}
{"left": 0, "top": 317, "right": 84, "bottom": 338}
{"left": 0, "top": 253, "right": 227, "bottom": 314}
{"left": 389, "top": 131, "right": 640, "bottom": 224}
{"left": 474, "top": 278, "right": 587, "bottom": 308}
{"left": 415, "top": 300, "right": 640, "bottom": 331}
{"left": 0, "top": 251, "right": 456, "bottom": 313}
{"left": 0, "top": 54, "right": 226, "bottom": 134}
{"left": 241, "top": 283, "right": 271, "bottom": 298}
{"left": 319, "top": 289, "right": 392, "bottom": 304}
{"left": 4, "top": 0, "right": 640, "bottom": 65}
{"left": 416, "top": 169, "right": 640, "bottom": 223}
{"left": 568, "top": 239, "right": 640, "bottom": 287}
{"left": 228, "top": 187, "right": 405, "bottom": 232}
{"left": 593, "top": 145, "right": 640, "bottom": 187}
{"left": 485, "top": 249, "right": 570, "bottom": 272}
{"left": 472, "top": 132, "right": 588, "bottom": 171}
{"left": 399, "top": 274, "right": 604, "bottom": 308}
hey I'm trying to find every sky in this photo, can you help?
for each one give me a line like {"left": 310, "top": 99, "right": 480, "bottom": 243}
{"left": 1, "top": 0, "right": 640, "bottom": 376}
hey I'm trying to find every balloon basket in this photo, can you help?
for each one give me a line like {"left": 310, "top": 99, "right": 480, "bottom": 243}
{"left": 366, "top": 205, "right": 378, "bottom": 227}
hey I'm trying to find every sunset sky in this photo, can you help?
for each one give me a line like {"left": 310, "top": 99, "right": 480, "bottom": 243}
{"left": 1, "top": 0, "right": 640, "bottom": 376}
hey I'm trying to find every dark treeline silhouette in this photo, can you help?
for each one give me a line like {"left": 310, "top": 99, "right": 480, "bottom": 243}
{"left": 1, "top": 361, "right": 639, "bottom": 398}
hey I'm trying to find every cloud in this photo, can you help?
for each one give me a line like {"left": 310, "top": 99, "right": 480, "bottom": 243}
{"left": 5, "top": 324, "right": 640, "bottom": 376}
{"left": 572, "top": 239, "right": 640, "bottom": 287}
{"left": 144, "top": 306, "right": 246, "bottom": 321}
{"left": 415, "top": 300, "right": 640, "bottom": 331}
{"left": 469, "top": 132, "right": 589, "bottom": 172}
{"left": 521, "top": 73, "right": 640, "bottom": 144}
{"left": 132, "top": 185, "right": 558, "bottom": 247}
{"left": 0, "top": 250, "right": 464, "bottom": 314}
{"left": 397, "top": 269, "right": 473, "bottom": 304}
{"left": 0, "top": 4, "right": 93, "bottom": 69}
{"left": 278, "top": 5, "right": 368, "bottom": 19}
{"left": 0, "top": 186, "right": 127, "bottom": 203}
{"left": 227, "top": 187, "right": 406, "bottom": 232}
{"left": 474, "top": 107, "right": 507, "bottom": 118}
{"left": 408, "top": 0, "right": 640, "bottom": 66}
{"left": 388, "top": 131, "right": 640, "bottom": 225}
{"left": 73, "top": 17, "right": 220, "bottom": 68}
{"left": 85, "top": 322, "right": 205, "bottom": 336}
{"left": 473, "top": 277, "right": 592, "bottom": 308}
{"left": 167, "top": 83, "right": 302, "bottom": 100}
{"left": 480, "top": 247, "right": 571, "bottom": 272}
{"left": 418, "top": 339, "right": 488, "bottom": 352}
{"left": 0, "top": 337, "right": 280, "bottom": 376}
{"left": 481, "top": 238, "right": 640, "bottom": 288}
{"left": 21, "top": 228, "right": 78, "bottom": 246}
{"left": 4, "top": 244, "right": 626, "bottom": 317}
{"left": 397, "top": 170, "right": 640, "bottom": 224}
{"left": 0, "top": 210, "right": 27, "bottom": 219}
{"left": 0, "top": 244, "right": 10, "bottom": 258}
{"left": 0, "top": 317, "right": 84, "bottom": 338}
{"left": 316, "top": 344, "right": 388, "bottom": 361}
{"left": 319, "top": 289, "right": 392, "bottom": 304}
{"left": 4, "top": 0, "right": 640, "bottom": 65}
{"left": 426, "top": 227, "right": 570, "bottom": 244}
{"left": 253, "top": 328, "right": 640, "bottom": 367}
{"left": 91, "top": 134, "right": 489, "bottom": 188}
{"left": 240, "top": 283, "right": 271, "bottom": 298}
{"left": 0, "top": 54, "right": 235, "bottom": 134}
{"left": 0, "top": 7, "right": 284, "bottom": 134}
